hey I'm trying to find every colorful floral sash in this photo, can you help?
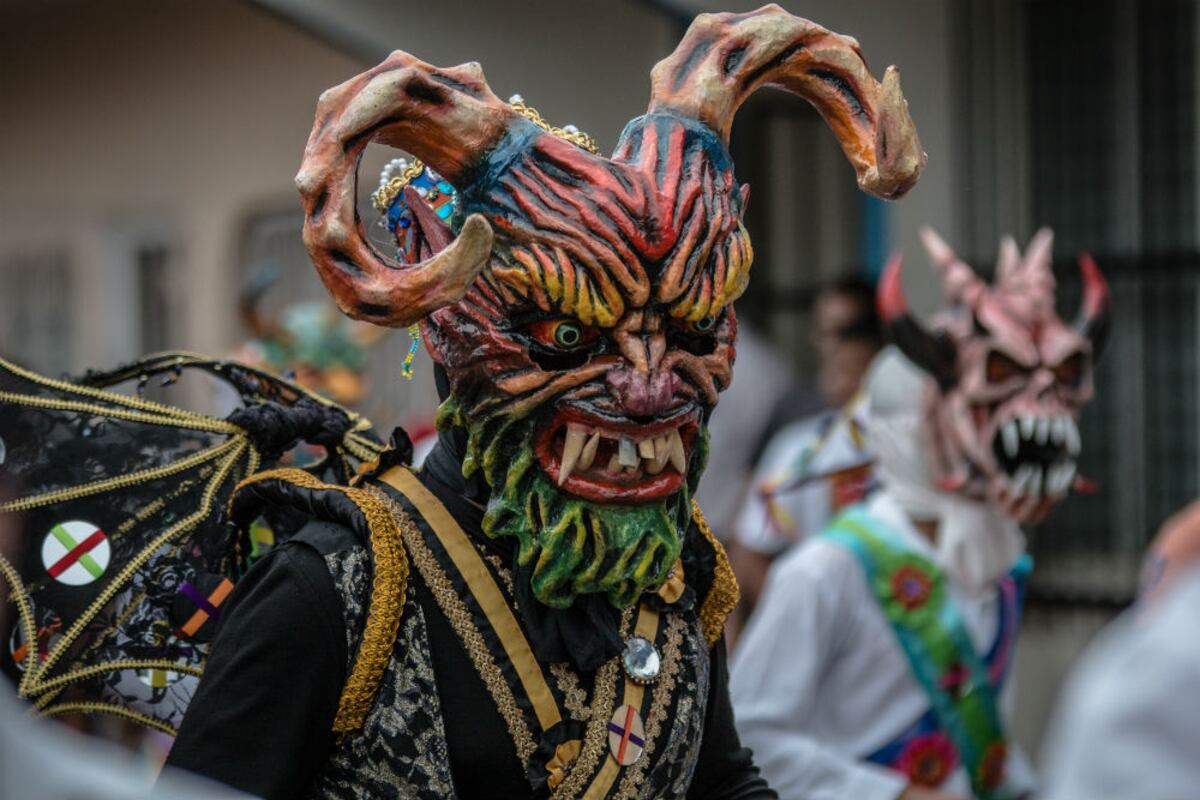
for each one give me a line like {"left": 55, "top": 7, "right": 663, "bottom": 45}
{"left": 824, "top": 508, "right": 1030, "bottom": 799}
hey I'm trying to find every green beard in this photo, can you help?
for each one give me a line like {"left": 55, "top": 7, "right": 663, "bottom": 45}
{"left": 436, "top": 395, "right": 707, "bottom": 609}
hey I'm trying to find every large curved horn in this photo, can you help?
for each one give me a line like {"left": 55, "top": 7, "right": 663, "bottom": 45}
{"left": 295, "top": 52, "right": 515, "bottom": 327}
{"left": 1075, "top": 252, "right": 1112, "bottom": 358}
{"left": 878, "top": 254, "right": 958, "bottom": 389}
{"left": 647, "top": 4, "right": 925, "bottom": 199}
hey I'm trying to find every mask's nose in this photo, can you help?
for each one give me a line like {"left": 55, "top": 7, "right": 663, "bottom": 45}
{"left": 606, "top": 367, "right": 682, "bottom": 417}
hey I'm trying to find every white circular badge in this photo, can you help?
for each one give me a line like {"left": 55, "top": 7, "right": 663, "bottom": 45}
{"left": 41, "top": 520, "right": 111, "bottom": 586}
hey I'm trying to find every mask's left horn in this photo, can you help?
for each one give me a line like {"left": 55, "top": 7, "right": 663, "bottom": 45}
{"left": 296, "top": 52, "right": 514, "bottom": 327}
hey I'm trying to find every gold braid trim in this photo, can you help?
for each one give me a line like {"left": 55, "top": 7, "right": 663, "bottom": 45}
{"left": 32, "top": 659, "right": 203, "bottom": 698}
{"left": 40, "top": 701, "right": 180, "bottom": 736}
{"left": 551, "top": 613, "right": 628, "bottom": 800}
{"left": 0, "top": 352, "right": 240, "bottom": 424}
{"left": 371, "top": 159, "right": 428, "bottom": 212}
{"left": 231, "top": 468, "right": 408, "bottom": 733}
{"left": 508, "top": 97, "right": 600, "bottom": 154}
{"left": 691, "top": 500, "right": 740, "bottom": 648}
{"left": 1, "top": 437, "right": 242, "bottom": 513}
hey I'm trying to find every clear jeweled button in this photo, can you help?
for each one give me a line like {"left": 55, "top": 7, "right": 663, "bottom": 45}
{"left": 622, "top": 635, "right": 661, "bottom": 685}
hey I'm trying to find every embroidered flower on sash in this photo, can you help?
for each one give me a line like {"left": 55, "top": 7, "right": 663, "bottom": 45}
{"left": 876, "top": 555, "right": 943, "bottom": 626}
{"left": 976, "top": 740, "right": 1008, "bottom": 790}
{"left": 891, "top": 564, "right": 934, "bottom": 609}
{"left": 896, "top": 732, "right": 958, "bottom": 787}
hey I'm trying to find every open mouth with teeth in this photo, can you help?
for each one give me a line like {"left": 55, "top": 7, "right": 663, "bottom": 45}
{"left": 535, "top": 406, "right": 700, "bottom": 503}
{"left": 991, "top": 414, "right": 1081, "bottom": 500}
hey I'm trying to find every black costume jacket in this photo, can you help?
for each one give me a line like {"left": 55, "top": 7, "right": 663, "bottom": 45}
{"left": 166, "top": 439, "right": 774, "bottom": 800}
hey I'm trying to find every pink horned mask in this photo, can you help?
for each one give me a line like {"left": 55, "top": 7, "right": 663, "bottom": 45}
{"left": 879, "top": 227, "right": 1111, "bottom": 523}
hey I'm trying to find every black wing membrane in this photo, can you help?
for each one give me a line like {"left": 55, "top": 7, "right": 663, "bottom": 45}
{"left": 0, "top": 352, "right": 384, "bottom": 733}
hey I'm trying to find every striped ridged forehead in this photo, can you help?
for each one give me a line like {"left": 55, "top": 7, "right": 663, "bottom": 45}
{"left": 456, "top": 115, "right": 752, "bottom": 328}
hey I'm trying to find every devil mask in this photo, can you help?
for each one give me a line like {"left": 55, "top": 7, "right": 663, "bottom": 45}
{"left": 879, "top": 227, "right": 1111, "bottom": 524}
{"left": 296, "top": 5, "right": 925, "bottom": 608}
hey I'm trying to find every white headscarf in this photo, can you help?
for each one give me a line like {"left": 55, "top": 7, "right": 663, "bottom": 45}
{"left": 864, "top": 348, "right": 1025, "bottom": 594}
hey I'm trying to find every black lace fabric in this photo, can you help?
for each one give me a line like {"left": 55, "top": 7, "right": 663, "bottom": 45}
{"left": 0, "top": 354, "right": 381, "bottom": 732}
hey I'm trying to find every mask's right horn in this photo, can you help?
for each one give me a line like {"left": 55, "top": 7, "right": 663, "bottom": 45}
{"left": 647, "top": 3, "right": 926, "bottom": 199}
{"left": 1075, "top": 252, "right": 1111, "bottom": 359}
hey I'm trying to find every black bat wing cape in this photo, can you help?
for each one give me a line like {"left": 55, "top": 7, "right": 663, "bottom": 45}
{"left": 0, "top": 352, "right": 385, "bottom": 733}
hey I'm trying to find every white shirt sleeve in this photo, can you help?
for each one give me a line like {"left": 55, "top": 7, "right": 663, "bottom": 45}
{"left": 730, "top": 542, "right": 908, "bottom": 800}
{"left": 1040, "top": 573, "right": 1200, "bottom": 800}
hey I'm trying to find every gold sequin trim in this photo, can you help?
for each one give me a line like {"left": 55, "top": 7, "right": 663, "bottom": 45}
{"left": 233, "top": 469, "right": 408, "bottom": 734}
{"left": 374, "top": 488, "right": 539, "bottom": 766}
{"left": 550, "top": 662, "right": 591, "bottom": 721}
{"left": 484, "top": 552, "right": 517, "bottom": 597}
{"left": 692, "top": 501, "right": 740, "bottom": 648}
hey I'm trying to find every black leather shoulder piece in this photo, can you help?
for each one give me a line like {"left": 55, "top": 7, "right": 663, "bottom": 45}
{"left": 228, "top": 469, "right": 377, "bottom": 552}
{"left": 290, "top": 518, "right": 362, "bottom": 556}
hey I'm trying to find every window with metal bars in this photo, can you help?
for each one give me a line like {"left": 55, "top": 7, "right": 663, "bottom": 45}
{"left": 1025, "top": 0, "right": 1198, "bottom": 605}
{"left": 0, "top": 248, "right": 74, "bottom": 375}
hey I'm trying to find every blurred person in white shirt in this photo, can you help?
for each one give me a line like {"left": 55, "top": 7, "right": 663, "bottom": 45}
{"left": 731, "top": 229, "right": 1110, "bottom": 799}
{"left": 726, "top": 276, "right": 883, "bottom": 637}
{"left": 1040, "top": 499, "right": 1200, "bottom": 800}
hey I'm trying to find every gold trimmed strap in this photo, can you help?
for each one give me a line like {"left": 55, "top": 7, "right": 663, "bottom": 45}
{"left": 232, "top": 468, "right": 408, "bottom": 733}
{"left": 692, "top": 500, "right": 740, "bottom": 648}
{"left": 377, "top": 466, "right": 562, "bottom": 733}
{"left": 580, "top": 604, "right": 660, "bottom": 800}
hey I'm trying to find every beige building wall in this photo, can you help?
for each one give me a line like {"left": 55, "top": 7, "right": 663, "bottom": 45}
{"left": 0, "top": 0, "right": 364, "bottom": 367}
{"left": 0, "top": 0, "right": 677, "bottom": 425}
